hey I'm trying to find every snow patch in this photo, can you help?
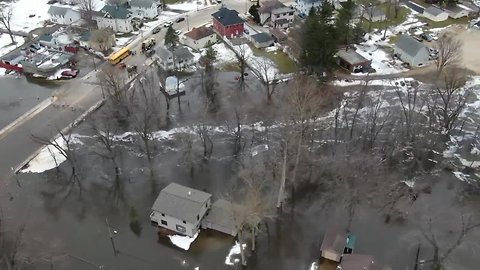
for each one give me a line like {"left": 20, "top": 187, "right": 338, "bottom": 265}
{"left": 168, "top": 231, "right": 199, "bottom": 250}
{"left": 21, "top": 137, "right": 68, "bottom": 173}
{"left": 309, "top": 261, "right": 319, "bottom": 270}
{"left": 225, "top": 241, "right": 246, "bottom": 266}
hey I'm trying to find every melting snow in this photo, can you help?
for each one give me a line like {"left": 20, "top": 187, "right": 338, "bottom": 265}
{"left": 168, "top": 231, "right": 199, "bottom": 250}
{"left": 21, "top": 137, "right": 68, "bottom": 173}
{"left": 225, "top": 241, "right": 246, "bottom": 266}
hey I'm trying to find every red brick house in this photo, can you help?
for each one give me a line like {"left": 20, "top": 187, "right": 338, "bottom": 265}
{"left": 211, "top": 7, "right": 244, "bottom": 38}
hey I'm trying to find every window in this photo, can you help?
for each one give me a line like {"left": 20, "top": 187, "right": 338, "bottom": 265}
{"left": 176, "top": 224, "right": 186, "bottom": 233}
{"left": 196, "top": 214, "right": 199, "bottom": 220}
{"left": 161, "top": 220, "right": 168, "bottom": 226}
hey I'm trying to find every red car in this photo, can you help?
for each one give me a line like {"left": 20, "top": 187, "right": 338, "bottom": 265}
{"left": 61, "top": 69, "right": 79, "bottom": 78}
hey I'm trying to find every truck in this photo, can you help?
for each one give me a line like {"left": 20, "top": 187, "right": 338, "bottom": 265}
{"left": 141, "top": 38, "right": 156, "bottom": 52}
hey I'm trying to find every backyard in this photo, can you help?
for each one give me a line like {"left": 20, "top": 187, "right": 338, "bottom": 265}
{"left": 248, "top": 45, "right": 298, "bottom": 74}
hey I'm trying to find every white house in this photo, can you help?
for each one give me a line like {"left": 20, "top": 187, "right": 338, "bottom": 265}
{"left": 47, "top": 6, "right": 81, "bottom": 25}
{"left": 394, "top": 35, "right": 430, "bottom": 67}
{"left": 423, "top": 6, "right": 448, "bottom": 22}
{"left": 182, "top": 26, "right": 217, "bottom": 50}
{"left": 150, "top": 183, "right": 212, "bottom": 237}
{"left": 258, "top": 0, "right": 295, "bottom": 29}
{"left": 93, "top": 5, "right": 133, "bottom": 33}
{"left": 296, "top": 0, "right": 323, "bottom": 16}
{"left": 445, "top": 5, "right": 470, "bottom": 19}
{"left": 155, "top": 46, "right": 195, "bottom": 71}
{"left": 129, "top": 0, "right": 159, "bottom": 19}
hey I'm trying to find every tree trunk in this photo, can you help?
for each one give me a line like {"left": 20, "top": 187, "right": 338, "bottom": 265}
{"left": 251, "top": 226, "right": 256, "bottom": 251}
{"left": 276, "top": 141, "right": 288, "bottom": 209}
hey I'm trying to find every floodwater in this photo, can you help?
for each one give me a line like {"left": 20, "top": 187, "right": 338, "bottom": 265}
{"left": 1, "top": 70, "right": 480, "bottom": 270}
{"left": 0, "top": 76, "right": 59, "bottom": 129}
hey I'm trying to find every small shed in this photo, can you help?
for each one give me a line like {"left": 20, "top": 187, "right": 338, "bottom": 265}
{"left": 250, "top": 32, "right": 275, "bottom": 48}
{"left": 445, "top": 5, "right": 470, "bottom": 19}
{"left": 320, "top": 224, "right": 348, "bottom": 262}
{"left": 150, "top": 183, "right": 212, "bottom": 237}
{"left": 201, "top": 199, "right": 238, "bottom": 236}
{"left": 423, "top": 6, "right": 448, "bottom": 22}
{"left": 336, "top": 47, "right": 371, "bottom": 73}
{"left": 338, "top": 254, "right": 382, "bottom": 270}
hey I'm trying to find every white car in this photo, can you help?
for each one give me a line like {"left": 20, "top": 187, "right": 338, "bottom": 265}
{"left": 175, "top": 30, "right": 182, "bottom": 35}
{"left": 164, "top": 21, "right": 173, "bottom": 27}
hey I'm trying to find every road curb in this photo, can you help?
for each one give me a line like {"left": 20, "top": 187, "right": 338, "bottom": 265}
{"left": 14, "top": 99, "right": 106, "bottom": 174}
{"left": 0, "top": 97, "right": 55, "bottom": 141}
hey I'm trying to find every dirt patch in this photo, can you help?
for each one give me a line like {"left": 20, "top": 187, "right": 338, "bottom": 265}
{"left": 444, "top": 26, "right": 480, "bottom": 75}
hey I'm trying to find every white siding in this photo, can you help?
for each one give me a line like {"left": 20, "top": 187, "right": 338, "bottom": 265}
{"left": 423, "top": 11, "right": 449, "bottom": 22}
{"left": 394, "top": 46, "right": 430, "bottom": 67}
{"left": 49, "top": 9, "right": 81, "bottom": 25}
{"left": 130, "top": 5, "right": 158, "bottom": 19}
{"left": 183, "top": 34, "right": 217, "bottom": 50}
{"left": 95, "top": 17, "right": 133, "bottom": 33}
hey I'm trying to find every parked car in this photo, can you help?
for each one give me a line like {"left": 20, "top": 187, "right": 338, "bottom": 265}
{"left": 175, "top": 30, "right": 182, "bottom": 35}
{"left": 175, "top": 17, "right": 185, "bottom": 23}
{"left": 244, "top": 28, "right": 249, "bottom": 34}
{"left": 61, "top": 69, "right": 79, "bottom": 78}
{"left": 164, "top": 21, "right": 173, "bottom": 27}
{"left": 152, "top": 26, "right": 161, "bottom": 34}
{"left": 216, "top": 0, "right": 222, "bottom": 3}
{"left": 145, "top": 49, "right": 156, "bottom": 57}
{"left": 420, "top": 33, "right": 433, "bottom": 42}
{"left": 47, "top": 0, "right": 58, "bottom": 4}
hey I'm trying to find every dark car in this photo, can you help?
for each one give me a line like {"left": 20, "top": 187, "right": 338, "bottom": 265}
{"left": 145, "top": 49, "right": 156, "bottom": 57}
{"left": 175, "top": 17, "right": 185, "bottom": 23}
{"left": 420, "top": 33, "right": 433, "bottom": 42}
{"left": 47, "top": 0, "right": 57, "bottom": 4}
{"left": 152, "top": 26, "right": 161, "bottom": 34}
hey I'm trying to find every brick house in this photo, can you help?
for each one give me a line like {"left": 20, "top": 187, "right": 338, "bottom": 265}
{"left": 211, "top": 7, "right": 244, "bottom": 38}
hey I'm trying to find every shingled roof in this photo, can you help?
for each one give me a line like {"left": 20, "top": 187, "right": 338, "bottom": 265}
{"left": 48, "top": 6, "right": 71, "bottom": 16}
{"left": 184, "top": 26, "right": 215, "bottom": 40}
{"left": 212, "top": 7, "right": 244, "bottom": 26}
{"left": 395, "top": 34, "right": 428, "bottom": 58}
{"left": 98, "top": 5, "right": 131, "bottom": 19}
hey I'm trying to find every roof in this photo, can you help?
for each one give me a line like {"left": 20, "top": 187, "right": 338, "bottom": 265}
{"left": 156, "top": 46, "right": 172, "bottom": 59}
{"left": 202, "top": 199, "right": 237, "bottom": 235}
{"left": 130, "top": 0, "right": 155, "bottom": 9}
{"left": 424, "top": 5, "right": 446, "bottom": 16}
{"left": 173, "top": 46, "right": 194, "bottom": 60}
{"left": 39, "top": 34, "right": 53, "bottom": 42}
{"left": 184, "top": 26, "right": 215, "bottom": 40}
{"left": 336, "top": 48, "right": 370, "bottom": 65}
{"left": 99, "top": 5, "right": 131, "bottom": 19}
{"left": 48, "top": 5, "right": 72, "bottom": 16}
{"left": 395, "top": 35, "right": 428, "bottom": 57}
{"left": 339, "top": 254, "right": 381, "bottom": 270}
{"left": 270, "top": 28, "right": 287, "bottom": 40}
{"left": 275, "top": 18, "right": 289, "bottom": 25}
{"left": 258, "top": 0, "right": 287, "bottom": 13}
{"left": 212, "top": 7, "right": 244, "bottom": 26}
{"left": 251, "top": 32, "right": 274, "bottom": 43}
{"left": 445, "top": 5, "right": 469, "bottom": 14}
{"left": 320, "top": 224, "right": 348, "bottom": 254}
{"left": 152, "top": 183, "right": 212, "bottom": 224}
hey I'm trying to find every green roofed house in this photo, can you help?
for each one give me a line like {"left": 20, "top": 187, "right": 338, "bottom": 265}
{"left": 93, "top": 5, "right": 133, "bottom": 33}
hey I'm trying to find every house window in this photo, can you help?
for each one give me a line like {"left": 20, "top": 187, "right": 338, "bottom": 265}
{"left": 176, "top": 224, "right": 186, "bottom": 233}
{"left": 161, "top": 220, "right": 168, "bottom": 226}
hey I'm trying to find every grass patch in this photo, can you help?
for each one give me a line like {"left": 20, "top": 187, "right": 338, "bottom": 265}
{"left": 418, "top": 16, "right": 469, "bottom": 29}
{"left": 388, "top": 34, "right": 400, "bottom": 45}
{"left": 219, "top": 62, "right": 240, "bottom": 72}
{"left": 363, "top": 5, "right": 411, "bottom": 31}
{"left": 163, "top": 0, "right": 185, "bottom": 4}
{"left": 248, "top": 45, "right": 298, "bottom": 74}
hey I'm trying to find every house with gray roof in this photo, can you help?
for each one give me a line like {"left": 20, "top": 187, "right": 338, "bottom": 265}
{"left": 47, "top": 5, "right": 81, "bottom": 25}
{"left": 93, "top": 5, "right": 133, "bottom": 33}
{"left": 155, "top": 45, "right": 195, "bottom": 71}
{"left": 129, "top": 0, "right": 159, "bottom": 19}
{"left": 423, "top": 5, "right": 448, "bottom": 22}
{"left": 445, "top": 5, "right": 470, "bottom": 19}
{"left": 336, "top": 47, "right": 371, "bottom": 73}
{"left": 394, "top": 35, "right": 430, "bottom": 67}
{"left": 201, "top": 199, "right": 238, "bottom": 236}
{"left": 249, "top": 32, "right": 274, "bottom": 48}
{"left": 150, "top": 183, "right": 212, "bottom": 237}
{"left": 258, "top": 0, "right": 295, "bottom": 29}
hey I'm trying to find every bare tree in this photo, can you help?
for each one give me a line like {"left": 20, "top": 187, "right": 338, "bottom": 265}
{"left": 89, "top": 116, "right": 121, "bottom": 177}
{"left": 395, "top": 80, "right": 422, "bottom": 142}
{"left": 0, "top": 5, "right": 15, "bottom": 44}
{"left": 255, "top": 58, "right": 279, "bottom": 102}
{"left": 90, "top": 28, "right": 115, "bottom": 53}
{"left": 75, "top": 0, "right": 96, "bottom": 22}
{"left": 434, "top": 34, "right": 462, "bottom": 75}
{"left": 420, "top": 215, "right": 480, "bottom": 270}
{"left": 97, "top": 66, "right": 130, "bottom": 120}
{"left": 0, "top": 213, "right": 26, "bottom": 270}
{"left": 196, "top": 123, "right": 213, "bottom": 160}
{"left": 235, "top": 45, "right": 250, "bottom": 85}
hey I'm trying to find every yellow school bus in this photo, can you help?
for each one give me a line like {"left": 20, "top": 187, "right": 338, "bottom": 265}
{"left": 108, "top": 47, "right": 131, "bottom": 65}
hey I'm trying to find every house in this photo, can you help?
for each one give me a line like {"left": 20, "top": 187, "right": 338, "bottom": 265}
{"left": 129, "top": 0, "right": 159, "bottom": 19}
{"left": 362, "top": 5, "right": 386, "bottom": 22}
{"left": 93, "top": 5, "right": 133, "bottom": 33}
{"left": 150, "top": 183, "right": 212, "bottom": 237}
{"left": 212, "top": 7, "right": 244, "bottom": 38}
{"left": 336, "top": 47, "right": 372, "bottom": 73}
{"left": 249, "top": 32, "right": 275, "bottom": 48}
{"left": 183, "top": 26, "right": 217, "bottom": 50}
{"left": 270, "top": 28, "right": 287, "bottom": 43}
{"left": 320, "top": 224, "right": 348, "bottom": 262}
{"left": 338, "top": 254, "right": 382, "bottom": 270}
{"left": 394, "top": 35, "right": 430, "bottom": 67}
{"left": 296, "top": 0, "right": 322, "bottom": 16}
{"left": 423, "top": 6, "right": 448, "bottom": 22}
{"left": 444, "top": 5, "right": 470, "bottom": 19}
{"left": 201, "top": 199, "right": 238, "bottom": 236}
{"left": 258, "top": 0, "right": 295, "bottom": 29}
{"left": 47, "top": 6, "right": 81, "bottom": 25}
{"left": 155, "top": 46, "right": 195, "bottom": 70}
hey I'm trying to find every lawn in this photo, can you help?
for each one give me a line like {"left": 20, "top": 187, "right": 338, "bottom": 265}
{"left": 163, "top": 0, "right": 186, "bottom": 4}
{"left": 248, "top": 45, "right": 298, "bottom": 74}
{"left": 418, "top": 16, "right": 470, "bottom": 29}
{"left": 363, "top": 5, "right": 411, "bottom": 31}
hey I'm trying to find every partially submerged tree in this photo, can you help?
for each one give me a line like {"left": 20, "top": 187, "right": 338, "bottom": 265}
{"left": 254, "top": 58, "right": 279, "bottom": 102}
{"left": 90, "top": 28, "right": 115, "bottom": 53}
{"left": 0, "top": 5, "right": 15, "bottom": 44}
{"left": 434, "top": 34, "right": 462, "bottom": 76}
{"left": 97, "top": 65, "right": 130, "bottom": 120}
{"left": 235, "top": 44, "right": 250, "bottom": 85}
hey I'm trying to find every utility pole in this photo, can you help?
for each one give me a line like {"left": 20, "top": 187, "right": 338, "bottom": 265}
{"left": 106, "top": 218, "right": 118, "bottom": 256}
{"left": 186, "top": 15, "right": 190, "bottom": 31}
